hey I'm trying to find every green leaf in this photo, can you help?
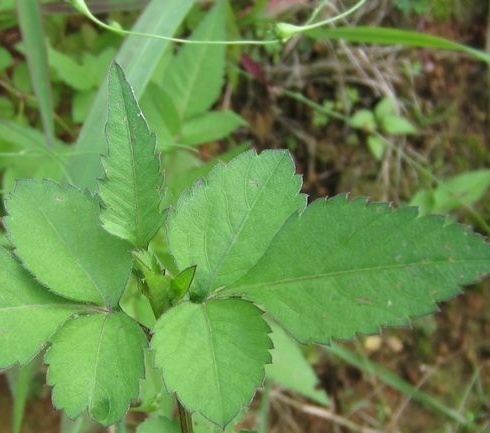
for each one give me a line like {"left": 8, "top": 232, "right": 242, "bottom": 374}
{"left": 0, "top": 96, "right": 14, "bottom": 119}
{"left": 167, "top": 150, "right": 305, "bottom": 301}
{"left": 266, "top": 322, "right": 329, "bottom": 405}
{"left": 98, "top": 63, "right": 165, "bottom": 248}
{"left": 411, "top": 170, "right": 490, "bottom": 215}
{"left": 180, "top": 111, "right": 247, "bottom": 147}
{"left": 0, "top": 120, "right": 63, "bottom": 152}
{"left": 134, "top": 350, "right": 173, "bottom": 413}
{"left": 5, "top": 180, "right": 132, "bottom": 306}
{"left": 163, "top": 142, "right": 249, "bottom": 206}
{"left": 0, "top": 0, "right": 14, "bottom": 12}
{"left": 132, "top": 249, "right": 174, "bottom": 319}
{"left": 193, "top": 412, "right": 245, "bottom": 433}
{"left": 0, "top": 46, "right": 13, "bottom": 72}
{"left": 16, "top": 0, "right": 55, "bottom": 146}
{"left": 0, "top": 120, "right": 68, "bottom": 191}
{"left": 380, "top": 114, "right": 416, "bottom": 135}
{"left": 45, "top": 312, "right": 147, "bottom": 426}
{"left": 374, "top": 97, "right": 396, "bottom": 120}
{"left": 8, "top": 357, "right": 40, "bottom": 433}
{"left": 66, "top": 0, "right": 194, "bottom": 191}
{"left": 170, "top": 265, "right": 196, "bottom": 303}
{"left": 0, "top": 232, "right": 8, "bottom": 249}
{"left": 12, "top": 62, "right": 31, "bottom": 93}
{"left": 136, "top": 417, "right": 180, "bottom": 433}
{"left": 366, "top": 135, "right": 386, "bottom": 160}
{"left": 349, "top": 109, "right": 376, "bottom": 132}
{"left": 0, "top": 248, "right": 82, "bottom": 368}
{"left": 80, "top": 49, "right": 117, "bottom": 88}
{"left": 152, "top": 299, "right": 272, "bottom": 427}
{"left": 306, "top": 27, "right": 490, "bottom": 64}
{"left": 225, "top": 195, "right": 490, "bottom": 343}
{"left": 119, "top": 281, "right": 156, "bottom": 330}
{"left": 72, "top": 90, "right": 96, "bottom": 123}
{"left": 48, "top": 44, "right": 94, "bottom": 91}
{"left": 162, "top": 0, "right": 226, "bottom": 121}
{"left": 409, "top": 190, "right": 434, "bottom": 216}
{"left": 59, "top": 412, "right": 97, "bottom": 433}
{"left": 140, "top": 83, "right": 180, "bottom": 149}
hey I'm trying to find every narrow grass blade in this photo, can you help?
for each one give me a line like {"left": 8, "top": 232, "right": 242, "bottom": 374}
{"left": 60, "top": 412, "right": 97, "bottom": 433}
{"left": 325, "top": 343, "right": 470, "bottom": 426}
{"left": 6, "top": 357, "right": 40, "bottom": 433}
{"left": 16, "top": 0, "right": 55, "bottom": 146}
{"left": 307, "top": 27, "right": 490, "bottom": 64}
{"left": 12, "top": 365, "right": 33, "bottom": 433}
{"left": 42, "top": 1, "right": 149, "bottom": 14}
{"left": 66, "top": 0, "right": 193, "bottom": 191}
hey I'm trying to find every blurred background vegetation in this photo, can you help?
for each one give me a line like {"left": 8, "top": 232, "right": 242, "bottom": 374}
{"left": 0, "top": 1, "right": 489, "bottom": 432}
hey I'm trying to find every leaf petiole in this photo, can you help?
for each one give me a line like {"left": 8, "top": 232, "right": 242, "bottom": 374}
{"left": 177, "top": 400, "right": 193, "bottom": 433}
{"left": 275, "top": 0, "right": 367, "bottom": 41}
{"left": 70, "top": 0, "right": 279, "bottom": 46}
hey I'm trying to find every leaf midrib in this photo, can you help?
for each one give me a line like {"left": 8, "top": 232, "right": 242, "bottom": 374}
{"left": 206, "top": 154, "right": 287, "bottom": 290}
{"left": 88, "top": 314, "right": 109, "bottom": 419}
{"left": 202, "top": 303, "right": 224, "bottom": 420}
{"left": 232, "top": 258, "right": 488, "bottom": 292}
{"left": 0, "top": 304, "right": 83, "bottom": 312}
{"left": 122, "top": 84, "right": 142, "bottom": 244}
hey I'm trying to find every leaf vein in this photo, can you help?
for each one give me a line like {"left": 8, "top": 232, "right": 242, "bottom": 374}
{"left": 39, "top": 207, "right": 105, "bottom": 303}
{"left": 202, "top": 304, "right": 223, "bottom": 418}
{"left": 206, "top": 154, "right": 285, "bottom": 290}
{"left": 238, "top": 258, "right": 485, "bottom": 291}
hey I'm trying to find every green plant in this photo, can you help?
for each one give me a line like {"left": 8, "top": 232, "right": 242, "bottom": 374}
{"left": 394, "top": 0, "right": 432, "bottom": 16}
{"left": 287, "top": 90, "right": 416, "bottom": 161}
{"left": 0, "top": 0, "right": 197, "bottom": 201}
{"left": 0, "top": 1, "right": 246, "bottom": 197}
{"left": 349, "top": 96, "right": 416, "bottom": 160}
{"left": 394, "top": 0, "right": 455, "bottom": 21}
{"left": 411, "top": 170, "right": 490, "bottom": 216}
{"left": 1, "top": 62, "right": 490, "bottom": 432}
{"left": 137, "top": 1, "right": 248, "bottom": 203}
{"left": 5, "top": 0, "right": 489, "bottom": 197}
{"left": 65, "top": 0, "right": 247, "bottom": 193}
{"left": 3, "top": 1, "right": 490, "bottom": 431}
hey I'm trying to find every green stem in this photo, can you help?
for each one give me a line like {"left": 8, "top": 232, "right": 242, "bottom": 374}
{"left": 257, "top": 382, "right": 270, "bottom": 433}
{"left": 283, "top": 88, "right": 347, "bottom": 121}
{"left": 276, "top": 0, "right": 367, "bottom": 41}
{"left": 71, "top": 0, "right": 279, "bottom": 46}
{"left": 305, "top": 0, "right": 331, "bottom": 26}
{"left": 177, "top": 399, "right": 193, "bottom": 433}
{"left": 72, "top": 0, "right": 367, "bottom": 46}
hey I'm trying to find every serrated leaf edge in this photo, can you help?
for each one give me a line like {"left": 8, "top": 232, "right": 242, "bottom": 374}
{"left": 219, "top": 194, "right": 489, "bottom": 345}
{"left": 166, "top": 149, "right": 306, "bottom": 283}
{"left": 150, "top": 298, "right": 273, "bottom": 428}
{"left": 3, "top": 178, "right": 133, "bottom": 307}
{"left": 45, "top": 311, "right": 148, "bottom": 427}
{"left": 98, "top": 62, "right": 166, "bottom": 248}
